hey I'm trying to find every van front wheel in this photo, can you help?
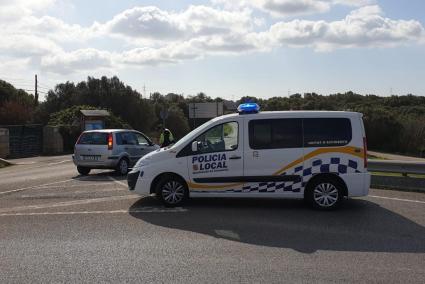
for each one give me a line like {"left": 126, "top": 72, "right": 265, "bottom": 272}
{"left": 155, "top": 176, "right": 188, "bottom": 207}
{"left": 306, "top": 178, "right": 344, "bottom": 210}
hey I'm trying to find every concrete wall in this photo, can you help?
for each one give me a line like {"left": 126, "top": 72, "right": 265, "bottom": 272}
{"left": 43, "top": 126, "right": 63, "bottom": 155}
{"left": 0, "top": 128, "right": 10, "bottom": 158}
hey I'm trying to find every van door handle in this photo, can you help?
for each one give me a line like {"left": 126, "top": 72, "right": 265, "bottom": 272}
{"left": 229, "top": 156, "right": 241, "bottom": 160}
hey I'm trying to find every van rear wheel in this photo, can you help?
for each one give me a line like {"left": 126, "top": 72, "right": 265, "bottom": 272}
{"left": 306, "top": 178, "right": 344, "bottom": 210}
{"left": 155, "top": 176, "right": 188, "bottom": 207}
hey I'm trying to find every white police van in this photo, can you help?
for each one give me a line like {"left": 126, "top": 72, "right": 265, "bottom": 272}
{"left": 128, "top": 103, "right": 370, "bottom": 209}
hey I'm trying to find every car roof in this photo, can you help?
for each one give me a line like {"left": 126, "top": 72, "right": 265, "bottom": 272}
{"left": 82, "top": 129, "right": 137, "bottom": 133}
{"left": 219, "top": 110, "right": 362, "bottom": 119}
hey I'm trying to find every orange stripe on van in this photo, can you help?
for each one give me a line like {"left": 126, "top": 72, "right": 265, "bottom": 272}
{"left": 187, "top": 146, "right": 364, "bottom": 190}
{"left": 273, "top": 146, "right": 364, "bottom": 175}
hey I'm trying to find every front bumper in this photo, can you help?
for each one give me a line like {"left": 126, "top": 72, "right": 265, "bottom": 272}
{"left": 127, "top": 170, "right": 141, "bottom": 191}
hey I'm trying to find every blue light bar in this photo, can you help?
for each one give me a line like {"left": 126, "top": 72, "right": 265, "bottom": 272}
{"left": 237, "top": 103, "right": 260, "bottom": 114}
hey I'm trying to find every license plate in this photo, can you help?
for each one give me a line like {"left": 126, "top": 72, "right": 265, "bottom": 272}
{"left": 81, "top": 155, "right": 100, "bottom": 161}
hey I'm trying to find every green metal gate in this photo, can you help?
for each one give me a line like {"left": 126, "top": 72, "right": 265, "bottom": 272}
{"left": 0, "top": 125, "right": 43, "bottom": 158}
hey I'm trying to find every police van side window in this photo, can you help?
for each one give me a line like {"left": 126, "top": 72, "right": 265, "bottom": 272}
{"left": 303, "top": 118, "right": 352, "bottom": 147}
{"left": 196, "top": 122, "right": 239, "bottom": 154}
{"left": 249, "top": 119, "right": 303, "bottom": 149}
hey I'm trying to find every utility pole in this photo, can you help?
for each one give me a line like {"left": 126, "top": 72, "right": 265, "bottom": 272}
{"left": 34, "top": 74, "right": 38, "bottom": 105}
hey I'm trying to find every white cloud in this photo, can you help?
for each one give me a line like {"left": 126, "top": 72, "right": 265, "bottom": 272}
{"left": 333, "top": 0, "right": 374, "bottom": 7}
{"left": 11, "top": 16, "right": 94, "bottom": 42}
{"left": 0, "top": 0, "right": 56, "bottom": 21}
{"left": 0, "top": 34, "right": 62, "bottom": 57}
{"left": 118, "top": 43, "right": 201, "bottom": 66}
{"left": 257, "top": 0, "right": 330, "bottom": 17}
{"left": 41, "top": 48, "right": 112, "bottom": 74}
{"left": 212, "top": 0, "right": 375, "bottom": 17}
{"left": 267, "top": 5, "right": 425, "bottom": 51}
{"left": 102, "top": 5, "right": 255, "bottom": 42}
{"left": 0, "top": 1, "right": 423, "bottom": 75}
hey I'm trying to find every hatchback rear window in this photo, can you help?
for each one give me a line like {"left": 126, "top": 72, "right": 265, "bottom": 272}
{"left": 78, "top": 132, "right": 108, "bottom": 145}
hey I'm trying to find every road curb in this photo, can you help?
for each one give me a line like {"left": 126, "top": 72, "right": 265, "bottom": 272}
{"left": 0, "top": 158, "right": 13, "bottom": 167}
{"left": 371, "top": 175, "right": 425, "bottom": 193}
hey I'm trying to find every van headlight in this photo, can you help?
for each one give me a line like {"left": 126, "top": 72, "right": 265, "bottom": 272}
{"left": 133, "top": 158, "right": 150, "bottom": 169}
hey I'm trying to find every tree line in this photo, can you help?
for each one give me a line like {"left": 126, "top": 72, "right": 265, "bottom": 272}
{"left": 0, "top": 76, "right": 424, "bottom": 157}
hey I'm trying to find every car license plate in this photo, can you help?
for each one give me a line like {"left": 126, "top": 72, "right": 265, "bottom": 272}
{"left": 82, "top": 155, "right": 100, "bottom": 161}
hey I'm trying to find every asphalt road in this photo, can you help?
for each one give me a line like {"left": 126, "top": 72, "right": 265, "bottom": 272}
{"left": 0, "top": 155, "right": 424, "bottom": 283}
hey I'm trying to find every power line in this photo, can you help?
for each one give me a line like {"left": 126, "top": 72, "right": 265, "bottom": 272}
{"left": 37, "top": 86, "right": 51, "bottom": 91}
{"left": 38, "top": 83, "right": 53, "bottom": 89}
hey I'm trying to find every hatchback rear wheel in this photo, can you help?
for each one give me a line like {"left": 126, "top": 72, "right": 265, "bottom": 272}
{"left": 116, "top": 158, "right": 129, "bottom": 175}
{"left": 77, "top": 166, "right": 91, "bottom": 176}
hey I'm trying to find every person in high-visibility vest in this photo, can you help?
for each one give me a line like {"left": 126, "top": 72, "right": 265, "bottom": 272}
{"left": 159, "top": 128, "right": 174, "bottom": 148}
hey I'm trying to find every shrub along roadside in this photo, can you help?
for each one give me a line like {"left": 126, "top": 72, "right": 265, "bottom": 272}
{"left": 48, "top": 105, "right": 131, "bottom": 152}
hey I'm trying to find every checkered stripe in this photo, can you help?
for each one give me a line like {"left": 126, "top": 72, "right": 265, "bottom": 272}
{"left": 202, "top": 156, "right": 361, "bottom": 194}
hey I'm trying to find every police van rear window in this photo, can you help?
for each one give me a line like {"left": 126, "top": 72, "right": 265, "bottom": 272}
{"left": 303, "top": 118, "right": 352, "bottom": 147}
{"left": 78, "top": 132, "right": 108, "bottom": 145}
{"left": 249, "top": 117, "right": 352, "bottom": 149}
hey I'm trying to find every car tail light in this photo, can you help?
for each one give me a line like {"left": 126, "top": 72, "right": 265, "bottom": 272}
{"left": 108, "top": 133, "right": 113, "bottom": 150}
{"left": 363, "top": 137, "right": 368, "bottom": 168}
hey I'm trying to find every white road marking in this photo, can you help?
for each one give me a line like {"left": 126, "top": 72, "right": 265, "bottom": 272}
{"left": 369, "top": 195, "right": 425, "bottom": 204}
{"left": 107, "top": 176, "right": 128, "bottom": 188}
{"left": 35, "top": 183, "right": 113, "bottom": 190}
{"left": 0, "top": 179, "right": 73, "bottom": 195}
{"left": 0, "top": 195, "right": 140, "bottom": 213}
{"left": 15, "top": 161, "right": 36, "bottom": 165}
{"left": 0, "top": 207, "right": 187, "bottom": 217}
{"left": 47, "top": 160, "right": 71, "bottom": 166}
{"left": 20, "top": 187, "right": 123, "bottom": 198}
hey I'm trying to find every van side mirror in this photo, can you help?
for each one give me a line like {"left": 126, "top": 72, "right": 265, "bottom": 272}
{"left": 191, "top": 141, "right": 198, "bottom": 152}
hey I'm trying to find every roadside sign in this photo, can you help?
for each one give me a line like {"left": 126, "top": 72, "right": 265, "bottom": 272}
{"left": 188, "top": 102, "right": 223, "bottom": 119}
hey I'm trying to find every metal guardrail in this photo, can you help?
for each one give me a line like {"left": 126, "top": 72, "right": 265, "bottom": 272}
{"left": 368, "top": 160, "right": 425, "bottom": 176}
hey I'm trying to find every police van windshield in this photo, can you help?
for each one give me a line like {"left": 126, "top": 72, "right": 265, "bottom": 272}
{"left": 170, "top": 116, "right": 224, "bottom": 149}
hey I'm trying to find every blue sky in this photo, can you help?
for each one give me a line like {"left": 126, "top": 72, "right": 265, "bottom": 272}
{"left": 0, "top": 0, "right": 424, "bottom": 100}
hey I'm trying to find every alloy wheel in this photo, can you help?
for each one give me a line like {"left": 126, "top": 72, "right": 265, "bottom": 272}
{"left": 313, "top": 183, "right": 339, "bottom": 207}
{"left": 161, "top": 181, "right": 185, "bottom": 205}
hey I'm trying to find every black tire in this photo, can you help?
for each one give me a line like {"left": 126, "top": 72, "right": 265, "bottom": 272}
{"left": 116, "top": 158, "right": 129, "bottom": 175}
{"left": 155, "top": 175, "right": 188, "bottom": 207}
{"left": 305, "top": 177, "right": 344, "bottom": 210}
{"left": 77, "top": 166, "right": 91, "bottom": 176}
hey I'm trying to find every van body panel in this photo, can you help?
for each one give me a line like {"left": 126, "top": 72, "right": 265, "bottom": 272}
{"left": 341, "top": 172, "right": 370, "bottom": 197}
{"left": 131, "top": 111, "right": 370, "bottom": 201}
{"left": 242, "top": 116, "right": 304, "bottom": 195}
